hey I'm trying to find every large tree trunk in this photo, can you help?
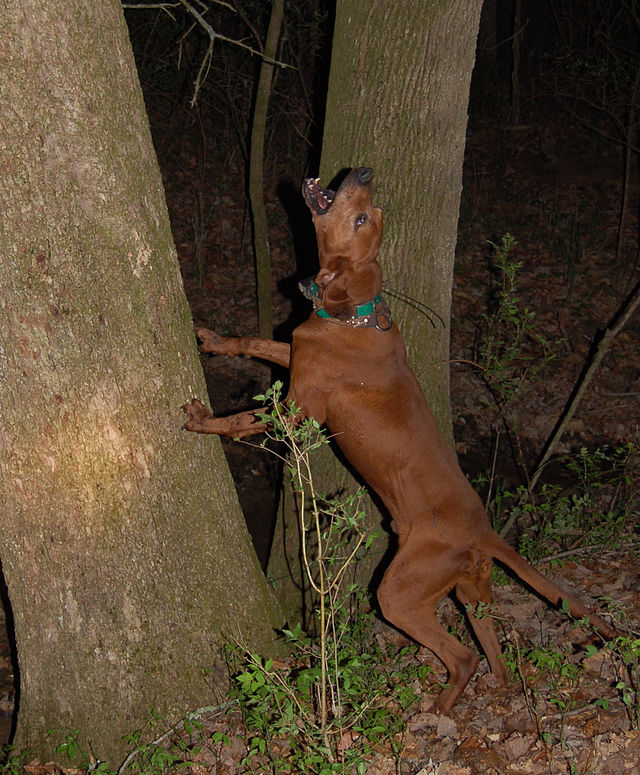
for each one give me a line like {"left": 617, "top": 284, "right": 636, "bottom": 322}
{"left": 0, "top": 0, "right": 282, "bottom": 763}
{"left": 269, "top": 0, "right": 483, "bottom": 619}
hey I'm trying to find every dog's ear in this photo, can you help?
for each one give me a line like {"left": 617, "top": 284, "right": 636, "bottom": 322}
{"left": 316, "top": 263, "right": 382, "bottom": 320}
{"left": 316, "top": 264, "right": 352, "bottom": 319}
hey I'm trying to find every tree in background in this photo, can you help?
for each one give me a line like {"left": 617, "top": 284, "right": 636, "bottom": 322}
{"left": 320, "top": 0, "right": 483, "bottom": 429}
{"left": 0, "top": 0, "right": 282, "bottom": 763}
{"left": 269, "top": 0, "right": 484, "bottom": 618}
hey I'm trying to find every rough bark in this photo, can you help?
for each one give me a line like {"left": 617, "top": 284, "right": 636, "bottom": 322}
{"left": 320, "top": 0, "right": 483, "bottom": 426}
{"left": 0, "top": 0, "right": 282, "bottom": 763}
{"left": 269, "top": 0, "right": 483, "bottom": 618}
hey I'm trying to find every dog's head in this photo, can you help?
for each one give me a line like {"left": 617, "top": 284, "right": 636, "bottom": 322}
{"left": 302, "top": 167, "right": 383, "bottom": 270}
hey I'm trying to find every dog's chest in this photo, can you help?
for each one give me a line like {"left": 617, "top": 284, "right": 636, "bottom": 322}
{"left": 292, "top": 316, "right": 400, "bottom": 378}
{"left": 287, "top": 316, "right": 410, "bottom": 419}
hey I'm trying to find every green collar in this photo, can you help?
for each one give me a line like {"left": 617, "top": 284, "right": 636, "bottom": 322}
{"left": 299, "top": 280, "right": 392, "bottom": 330}
{"left": 313, "top": 285, "right": 382, "bottom": 319}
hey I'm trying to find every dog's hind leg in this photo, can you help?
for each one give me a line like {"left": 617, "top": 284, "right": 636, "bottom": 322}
{"left": 377, "top": 543, "right": 482, "bottom": 714}
{"left": 486, "top": 535, "right": 615, "bottom": 639}
{"left": 455, "top": 554, "right": 506, "bottom": 684}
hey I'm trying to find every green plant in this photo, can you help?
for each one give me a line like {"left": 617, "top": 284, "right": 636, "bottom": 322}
{"left": 472, "top": 234, "right": 561, "bottom": 486}
{"left": 477, "top": 233, "right": 556, "bottom": 407}
{"left": 502, "top": 633, "right": 582, "bottom": 746}
{"left": 479, "top": 443, "right": 637, "bottom": 561}
{"left": 45, "top": 728, "right": 113, "bottom": 773}
{"left": 608, "top": 635, "right": 640, "bottom": 729}
{"left": 44, "top": 710, "right": 211, "bottom": 775}
{"left": 254, "top": 383, "right": 373, "bottom": 731}
{"left": 229, "top": 599, "right": 427, "bottom": 773}
{"left": 120, "top": 709, "right": 202, "bottom": 775}
{"left": 0, "top": 747, "right": 34, "bottom": 775}
{"left": 53, "top": 729, "right": 85, "bottom": 764}
{"left": 226, "top": 383, "right": 426, "bottom": 772}
{"left": 585, "top": 602, "right": 640, "bottom": 730}
{"left": 500, "top": 595, "right": 640, "bottom": 750}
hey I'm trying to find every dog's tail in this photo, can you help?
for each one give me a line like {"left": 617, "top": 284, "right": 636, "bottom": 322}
{"left": 485, "top": 533, "right": 614, "bottom": 639}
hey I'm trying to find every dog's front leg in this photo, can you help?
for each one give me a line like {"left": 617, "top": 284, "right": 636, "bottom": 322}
{"left": 196, "top": 327, "right": 291, "bottom": 369}
{"left": 182, "top": 399, "right": 268, "bottom": 438}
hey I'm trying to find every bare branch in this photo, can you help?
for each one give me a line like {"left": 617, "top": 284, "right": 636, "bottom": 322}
{"left": 530, "top": 279, "right": 640, "bottom": 491}
{"left": 122, "top": 2, "right": 180, "bottom": 18}
{"left": 123, "top": 2, "right": 180, "bottom": 7}
{"left": 124, "top": 0, "right": 293, "bottom": 106}
{"left": 177, "top": 0, "right": 292, "bottom": 69}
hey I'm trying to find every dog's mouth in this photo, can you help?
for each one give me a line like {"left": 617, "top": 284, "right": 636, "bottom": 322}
{"left": 303, "top": 178, "right": 335, "bottom": 215}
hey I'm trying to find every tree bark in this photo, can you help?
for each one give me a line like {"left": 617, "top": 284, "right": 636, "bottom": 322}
{"left": 0, "top": 0, "right": 282, "bottom": 763}
{"left": 320, "top": 0, "right": 483, "bottom": 426}
{"left": 269, "top": 0, "right": 483, "bottom": 618}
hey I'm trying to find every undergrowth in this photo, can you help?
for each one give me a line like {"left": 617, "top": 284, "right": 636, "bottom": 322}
{"left": 227, "top": 599, "right": 427, "bottom": 773}
{"left": 2, "top": 413, "right": 638, "bottom": 772}
{"left": 500, "top": 604, "right": 640, "bottom": 745}
{"left": 476, "top": 441, "right": 639, "bottom": 562}
{"left": 476, "top": 233, "right": 558, "bottom": 409}
{"left": 2, "top": 239, "right": 638, "bottom": 770}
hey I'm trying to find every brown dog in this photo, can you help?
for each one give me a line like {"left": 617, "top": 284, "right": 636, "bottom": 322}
{"left": 184, "top": 167, "right": 613, "bottom": 713}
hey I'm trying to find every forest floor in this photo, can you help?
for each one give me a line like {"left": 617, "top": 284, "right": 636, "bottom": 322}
{"left": 117, "top": 559, "right": 640, "bottom": 775}
{"left": 1, "top": 115, "right": 639, "bottom": 773}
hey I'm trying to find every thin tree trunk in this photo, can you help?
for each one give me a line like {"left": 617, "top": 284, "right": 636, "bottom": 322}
{"left": 0, "top": 0, "right": 282, "bottom": 762}
{"left": 249, "top": 0, "right": 284, "bottom": 337}
{"left": 510, "top": 0, "right": 522, "bottom": 124}
{"left": 615, "top": 64, "right": 640, "bottom": 267}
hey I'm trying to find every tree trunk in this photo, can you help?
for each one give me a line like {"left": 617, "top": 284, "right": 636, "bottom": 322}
{"left": 249, "top": 0, "right": 284, "bottom": 338}
{"left": 269, "top": 0, "right": 483, "bottom": 618}
{"left": 320, "top": 0, "right": 483, "bottom": 424}
{"left": 0, "top": 0, "right": 282, "bottom": 763}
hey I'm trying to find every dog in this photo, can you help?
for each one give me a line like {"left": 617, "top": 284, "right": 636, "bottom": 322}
{"left": 183, "top": 167, "right": 613, "bottom": 713}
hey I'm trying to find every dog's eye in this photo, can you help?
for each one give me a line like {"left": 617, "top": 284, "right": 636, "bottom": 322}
{"left": 355, "top": 213, "right": 368, "bottom": 230}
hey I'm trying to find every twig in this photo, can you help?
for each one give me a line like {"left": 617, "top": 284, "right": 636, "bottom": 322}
{"left": 539, "top": 697, "right": 626, "bottom": 724}
{"left": 116, "top": 703, "right": 232, "bottom": 774}
{"left": 122, "top": 2, "right": 180, "bottom": 9}
{"left": 485, "top": 429, "right": 501, "bottom": 511}
{"left": 177, "top": 0, "right": 291, "bottom": 68}
{"left": 506, "top": 626, "right": 546, "bottom": 743}
{"left": 533, "top": 538, "right": 640, "bottom": 567}
{"left": 416, "top": 357, "right": 482, "bottom": 379}
{"left": 529, "top": 278, "right": 640, "bottom": 492}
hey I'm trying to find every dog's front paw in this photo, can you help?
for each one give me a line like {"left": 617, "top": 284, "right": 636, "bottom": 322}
{"left": 195, "top": 327, "right": 230, "bottom": 355}
{"left": 182, "top": 398, "right": 214, "bottom": 431}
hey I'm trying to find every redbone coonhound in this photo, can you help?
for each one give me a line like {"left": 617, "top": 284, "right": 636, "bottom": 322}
{"left": 183, "top": 167, "right": 613, "bottom": 713}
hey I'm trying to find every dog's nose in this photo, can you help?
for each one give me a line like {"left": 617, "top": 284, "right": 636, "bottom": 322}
{"left": 356, "top": 167, "right": 374, "bottom": 185}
